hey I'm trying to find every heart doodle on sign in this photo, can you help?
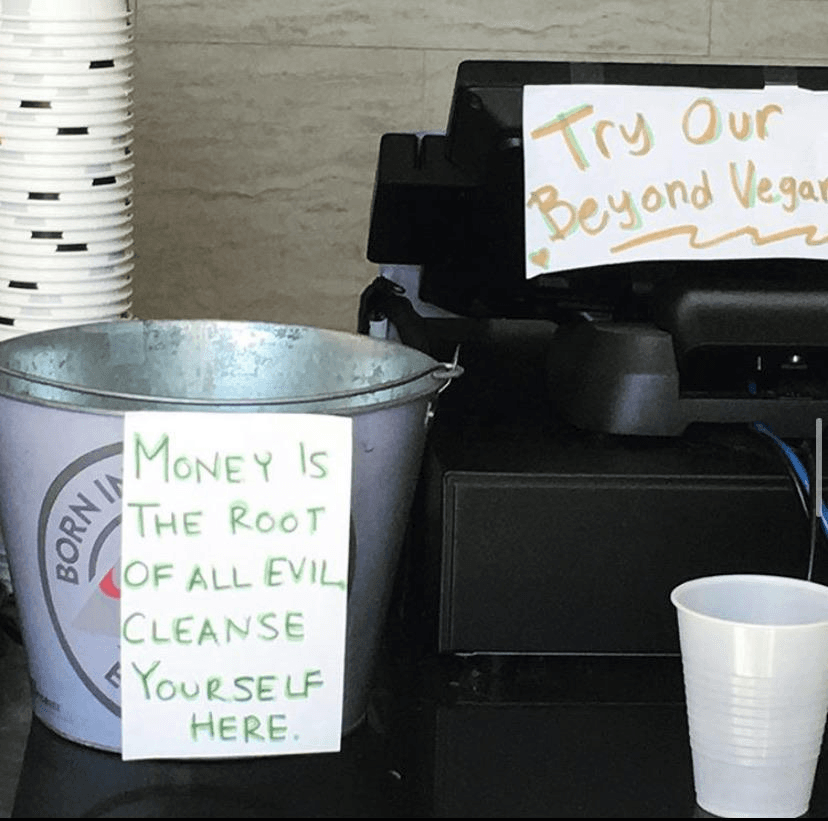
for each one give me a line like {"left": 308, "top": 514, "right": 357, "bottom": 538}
{"left": 529, "top": 248, "right": 550, "bottom": 268}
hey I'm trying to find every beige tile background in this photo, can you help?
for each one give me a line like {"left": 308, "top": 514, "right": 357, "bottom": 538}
{"left": 132, "top": 0, "right": 828, "bottom": 332}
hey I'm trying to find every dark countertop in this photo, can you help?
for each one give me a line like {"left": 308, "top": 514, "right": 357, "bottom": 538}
{"left": 7, "top": 631, "right": 828, "bottom": 818}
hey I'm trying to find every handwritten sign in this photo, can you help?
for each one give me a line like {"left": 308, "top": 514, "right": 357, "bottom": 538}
{"left": 523, "top": 84, "right": 828, "bottom": 277}
{"left": 119, "top": 412, "right": 353, "bottom": 760}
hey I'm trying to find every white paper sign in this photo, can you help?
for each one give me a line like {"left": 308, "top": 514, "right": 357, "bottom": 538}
{"left": 119, "top": 412, "right": 353, "bottom": 760}
{"left": 523, "top": 84, "right": 828, "bottom": 277}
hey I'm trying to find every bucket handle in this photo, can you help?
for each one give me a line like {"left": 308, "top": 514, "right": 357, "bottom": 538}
{"left": 0, "top": 358, "right": 463, "bottom": 407}
{"left": 432, "top": 346, "right": 464, "bottom": 394}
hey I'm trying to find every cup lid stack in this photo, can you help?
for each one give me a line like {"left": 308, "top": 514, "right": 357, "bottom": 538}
{"left": 0, "top": 0, "right": 136, "bottom": 339}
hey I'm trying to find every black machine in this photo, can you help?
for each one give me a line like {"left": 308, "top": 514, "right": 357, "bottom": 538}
{"left": 356, "top": 63, "right": 828, "bottom": 815}
{"left": 360, "top": 60, "right": 828, "bottom": 659}
{"left": 366, "top": 60, "right": 828, "bottom": 439}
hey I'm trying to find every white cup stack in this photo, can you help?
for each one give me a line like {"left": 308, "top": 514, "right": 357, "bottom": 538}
{"left": 0, "top": 0, "right": 136, "bottom": 340}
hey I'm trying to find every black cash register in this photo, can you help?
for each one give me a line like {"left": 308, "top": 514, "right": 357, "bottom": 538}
{"left": 358, "top": 61, "right": 828, "bottom": 816}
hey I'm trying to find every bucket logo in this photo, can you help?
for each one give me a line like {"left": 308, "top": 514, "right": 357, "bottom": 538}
{"left": 38, "top": 443, "right": 124, "bottom": 717}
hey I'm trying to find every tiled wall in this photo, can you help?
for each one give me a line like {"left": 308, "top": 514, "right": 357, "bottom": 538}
{"left": 133, "top": 0, "right": 828, "bottom": 332}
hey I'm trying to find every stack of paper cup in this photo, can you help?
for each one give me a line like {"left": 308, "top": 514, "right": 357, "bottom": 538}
{"left": 0, "top": 0, "right": 136, "bottom": 340}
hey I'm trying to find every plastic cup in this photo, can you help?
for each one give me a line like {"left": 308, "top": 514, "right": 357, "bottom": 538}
{"left": 671, "top": 574, "right": 828, "bottom": 818}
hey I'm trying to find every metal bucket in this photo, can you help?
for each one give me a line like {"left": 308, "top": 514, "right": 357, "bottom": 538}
{"left": 0, "top": 319, "right": 460, "bottom": 752}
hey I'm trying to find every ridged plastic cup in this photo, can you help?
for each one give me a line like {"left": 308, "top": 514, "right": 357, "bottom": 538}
{"left": 671, "top": 574, "right": 828, "bottom": 817}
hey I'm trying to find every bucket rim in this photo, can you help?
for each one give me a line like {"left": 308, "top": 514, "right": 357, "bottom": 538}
{"left": 0, "top": 318, "right": 463, "bottom": 412}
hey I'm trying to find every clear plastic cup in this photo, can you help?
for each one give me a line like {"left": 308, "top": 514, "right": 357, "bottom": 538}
{"left": 671, "top": 574, "right": 828, "bottom": 818}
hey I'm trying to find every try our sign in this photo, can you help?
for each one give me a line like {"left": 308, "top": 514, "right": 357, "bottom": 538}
{"left": 523, "top": 83, "right": 828, "bottom": 277}
{"left": 119, "top": 411, "right": 353, "bottom": 761}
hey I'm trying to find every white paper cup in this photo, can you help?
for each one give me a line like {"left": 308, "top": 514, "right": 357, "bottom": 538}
{"left": 0, "top": 145, "right": 132, "bottom": 166}
{"left": 0, "top": 259, "right": 133, "bottom": 281}
{"left": 0, "top": 222, "right": 131, "bottom": 243}
{"left": 0, "top": 177, "right": 132, "bottom": 199}
{"left": 0, "top": 194, "right": 131, "bottom": 216}
{"left": 0, "top": 82, "right": 131, "bottom": 101}
{"left": 0, "top": 209, "right": 131, "bottom": 229}
{"left": 671, "top": 574, "right": 828, "bottom": 818}
{"left": 0, "top": 269, "right": 130, "bottom": 290}
{"left": 0, "top": 68, "right": 132, "bottom": 88}
{"left": 0, "top": 181, "right": 132, "bottom": 204}
{"left": 0, "top": 30, "right": 132, "bottom": 46}
{"left": 0, "top": 95, "right": 130, "bottom": 113}
{"left": 0, "top": 108, "right": 131, "bottom": 127}
{"left": 0, "top": 281, "right": 131, "bottom": 307}
{"left": 0, "top": 134, "right": 132, "bottom": 153}
{"left": 0, "top": 117, "right": 132, "bottom": 139}
{"left": 0, "top": 247, "right": 133, "bottom": 270}
{"left": 0, "top": 57, "right": 133, "bottom": 75}
{"left": 0, "top": 44, "right": 132, "bottom": 62}
{"left": 0, "top": 296, "right": 131, "bottom": 319}
{"left": 0, "top": 16, "right": 132, "bottom": 33}
{"left": 0, "top": 158, "right": 134, "bottom": 179}
{"left": 0, "top": 0, "right": 133, "bottom": 20}
{"left": 0, "top": 234, "right": 131, "bottom": 256}
{"left": 0, "top": 315, "right": 126, "bottom": 334}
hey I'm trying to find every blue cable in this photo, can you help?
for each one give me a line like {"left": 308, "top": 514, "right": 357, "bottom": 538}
{"left": 753, "top": 422, "right": 828, "bottom": 538}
